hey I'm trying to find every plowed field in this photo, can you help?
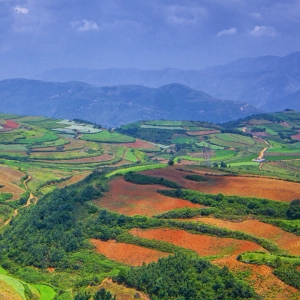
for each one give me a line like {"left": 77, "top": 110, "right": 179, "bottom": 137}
{"left": 3, "top": 120, "right": 19, "bottom": 129}
{"left": 213, "top": 256, "right": 299, "bottom": 300}
{"left": 97, "top": 177, "right": 201, "bottom": 216}
{"left": 0, "top": 166, "right": 25, "bottom": 199}
{"left": 192, "top": 218, "right": 300, "bottom": 255}
{"left": 90, "top": 239, "right": 169, "bottom": 266}
{"left": 118, "top": 139, "right": 156, "bottom": 149}
{"left": 142, "top": 167, "right": 300, "bottom": 201}
{"left": 130, "top": 228, "right": 264, "bottom": 256}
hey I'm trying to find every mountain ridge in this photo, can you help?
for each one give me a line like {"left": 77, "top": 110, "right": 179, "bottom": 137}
{"left": 36, "top": 51, "right": 300, "bottom": 111}
{"left": 0, "top": 79, "right": 260, "bottom": 127}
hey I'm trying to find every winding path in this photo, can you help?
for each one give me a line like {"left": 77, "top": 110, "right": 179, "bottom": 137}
{"left": 4, "top": 175, "right": 36, "bottom": 225}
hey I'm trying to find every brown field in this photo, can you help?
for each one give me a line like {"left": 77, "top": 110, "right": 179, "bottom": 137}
{"left": 57, "top": 172, "right": 89, "bottom": 188}
{"left": 280, "top": 122, "right": 290, "bottom": 127}
{"left": 130, "top": 228, "right": 264, "bottom": 256}
{"left": 0, "top": 166, "right": 25, "bottom": 199}
{"left": 141, "top": 167, "right": 300, "bottom": 201}
{"left": 187, "top": 130, "right": 220, "bottom": 135}
{"left": 0, "top": 280, "right": 22, "bottom": 300}
{"left": 90, "top": 278, "right": 150, "bottom": 300}
{"left": 96, "top": 177, "right": 201, "bottom": 216}
{"left": 213, "top": 256, "right": 299, "bottom": 300}
{"left": 192, "top": 218, "right": 300, "bottom": 255}
{"left": 90, "top": 239, "right": 169, "bottom": 266}
{"left": 118, "top": 139, "right": 156, "bottom": 149}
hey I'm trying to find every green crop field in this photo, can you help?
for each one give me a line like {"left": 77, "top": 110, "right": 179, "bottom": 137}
{"left": 144, "top": 120, "right": 183, "bottom": 126}
{"left": 81, "top": 130, "right": 135, "bottom": 143}
{"left": 141, "top": 125, "right": 184, "bottom": 130}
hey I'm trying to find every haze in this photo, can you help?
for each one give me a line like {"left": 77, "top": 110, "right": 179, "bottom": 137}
{"left": 1, "top": 0, "right": 300, "bottom": 79}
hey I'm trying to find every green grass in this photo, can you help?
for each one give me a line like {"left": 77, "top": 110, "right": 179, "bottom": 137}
{"left": 144, "top": 120, "right": 183, "bottom": 126}
{"left": 81, "top": 131, "right": 135, "bottom": 143}
{"left": 105, "top": 164, "right": 168, "bottom": 178}
{"left": 141, "top": 125, "right": 184, "bottom": 130}
{"left": 124, "top": 149, "right": 137, "bottom": 162}
{"left": 229, "top": 162, "right": 260, "bottom": 167}
{"left": 0, "top": 274, "right": 26, "bottom": 299}
{"left": 171, "top": 135, "right": 196, "bottom": 144}
{"left": 33, "top": 284, "right": 56, "bottom": 300}
{"left": 196, "top": 142, "right": 224, "bottom": 150}
{"left": 239, "top": 252, "right": 300, "bottom": 267}
{"left": 0, "top": 266, "right": 8, "bottom": 275}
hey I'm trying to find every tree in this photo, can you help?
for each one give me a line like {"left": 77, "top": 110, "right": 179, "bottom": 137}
{"left": 74, "top": 291, "right": 91, "bottom": 300}
{"left": 220, "top": 161, "right": 227, "bottom": 168}
{"left": 93, "top": 288, "right": 116, "bottom": 300}
{"left": 168, "top": 159, "right": 174, "bottom": 166}
{"left": 286, "top": 199, "right": 300, "bottom": 219}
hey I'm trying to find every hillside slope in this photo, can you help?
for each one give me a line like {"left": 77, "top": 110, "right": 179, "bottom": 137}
{"left": 0, "top": 79, "right": 260, "bottom": 127}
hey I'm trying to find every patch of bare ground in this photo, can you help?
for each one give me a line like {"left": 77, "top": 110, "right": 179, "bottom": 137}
{"left": 192, "top": 218, "right": 300, "bottom": 256}
{"left": 57, "top": 173, "right": 89, "bottom": 188}
{"left": 96, "top": 177, "right": 201, "bottom": 216}
{"left": 0, "top": 166, "right": 25, "bottom": 199}
{"left": 90, "top": 239, "right": 169, "bottom": 266}
{"left": 117, "top": 139, "right": 156, "bottom": 149}
{"left": 291, "top": 133, "right": 300, "bottom": 141}
{"left": 141, "top": 167, "right": 300, "bottom": 202}
{"left": 213, "top": 256, "right": 299, "bottom": 300}
{"left": 129, "top": 228, "right": 264, "bottom": 256}
{"left": 90, "top": 278, "right": 150, "bottom": 300}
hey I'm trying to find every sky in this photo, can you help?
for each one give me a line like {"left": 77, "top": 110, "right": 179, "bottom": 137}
{"left": 1, "top": 0, "right": 300, "bottom": 78}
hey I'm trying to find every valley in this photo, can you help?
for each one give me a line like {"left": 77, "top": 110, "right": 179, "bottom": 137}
{"left": 0, "top": 110, "right": 300, "bottom": 299}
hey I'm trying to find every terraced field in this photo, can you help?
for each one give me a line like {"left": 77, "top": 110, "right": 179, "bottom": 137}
{"left": 1, "top": 111, "right": 300, "bottom": 299}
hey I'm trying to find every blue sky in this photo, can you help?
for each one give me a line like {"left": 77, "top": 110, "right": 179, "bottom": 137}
{"left": 1, "top": 0, "right": 300, "bottom": 78}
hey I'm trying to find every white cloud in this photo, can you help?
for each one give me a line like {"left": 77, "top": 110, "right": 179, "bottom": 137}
{"left": 14, "top": 6, "right": 29, "bottom": 14}
{"left": 217, "top": 27, "right": 237, "bottom": 36}
{"left": 250, "top": 26, "right": 277, "bottom": 37}
{"left": 70, "top": 19, "right": 99, "bottom": 32}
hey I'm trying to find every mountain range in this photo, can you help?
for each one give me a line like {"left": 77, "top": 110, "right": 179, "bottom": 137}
{"left": 0, "top": 79, "right": 260, "bottom": 127}
{"left": 37, "top": 52, "right": 300, "bottom": 112}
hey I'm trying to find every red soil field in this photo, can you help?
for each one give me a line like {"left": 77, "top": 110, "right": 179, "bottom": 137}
{"left": 187, "top": 130, "right": 220, "bottom": 135}
{"left": 96, "top": 177, "right": 201, "bottom": 216}
{"left": 130, "top": 228, "right": 264, "bottom": 256}
{"left": 90, "top": 239, "right": 169, "bottom": 266}
{"left": 192, "top": 218, "right": 300, "bottom": 255}
{"left": 141, "top": 167, "right": 300, "bottom": 202}
{"left": 118, "top": 139, "right": 156, "bottom": 149}
{"left": 291, "top": 133, "right": 300, "bottom": 141}
{"left": 280, "top": 122, "right": 290, "bottom": 127}
{"left": 3, "top": 120, "right": 19, "bottom": 129}
{"left": 213, "top": 256, "right": 299, "bottom": 300}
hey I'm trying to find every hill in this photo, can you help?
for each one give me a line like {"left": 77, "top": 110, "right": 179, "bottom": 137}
{"left": 0, "top": 79, "right": 260, "bottom": 127}
{"left": 37, "top": 52, "right": 300, "bottom": 112}
{"left": 0, "top": 111, "right": 300, "bottom": 299}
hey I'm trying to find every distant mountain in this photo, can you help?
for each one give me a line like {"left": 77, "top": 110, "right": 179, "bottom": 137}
{"left": 37, "top": 52, "right": 300, "bottom": 112}
{"left": 0, "top": 79, "right": 260, "bottom": 127}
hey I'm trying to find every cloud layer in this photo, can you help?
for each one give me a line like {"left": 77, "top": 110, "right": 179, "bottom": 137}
{"left": 0, "top": 0, "right": 299, "bottom": 78}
